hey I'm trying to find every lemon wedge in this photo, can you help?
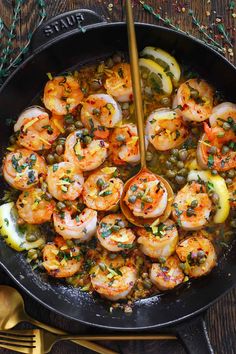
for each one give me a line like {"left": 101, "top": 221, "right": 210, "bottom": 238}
{"left": 139, "top": 58, "right": 173, "bottom": 95}
{"left": 140, "top": 47, "right": 181, "bottom": 82}
{"left": 187, "top": 170, "right": 230, "bottom": 223}
{"left": 0, "top": 202, "right": 45, "bottom": 251}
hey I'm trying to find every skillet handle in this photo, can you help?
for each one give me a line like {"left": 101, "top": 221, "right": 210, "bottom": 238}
{"left": 30, "top": 9, "right": 106, "bottom": 53}
{"left": 175, "top": 314, "right": 214, "bottom": 354}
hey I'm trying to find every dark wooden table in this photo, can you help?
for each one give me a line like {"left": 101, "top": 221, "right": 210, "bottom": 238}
{"left": 0, "top": 1, "right": 236, "bottom": 353}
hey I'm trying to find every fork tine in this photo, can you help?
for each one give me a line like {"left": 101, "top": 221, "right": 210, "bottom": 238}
{"left": 0, "top": 330, "right": 35, "bottom": 346}
{"left": 0, "top": 343, "right": 33, "bottom": 354}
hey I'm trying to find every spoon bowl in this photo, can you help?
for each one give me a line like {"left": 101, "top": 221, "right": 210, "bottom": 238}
{"left": 120, "top": 1, "right": 174, "bottom": 227}
{"left": 0, "top": 285, "right": 25, "bottom": 330}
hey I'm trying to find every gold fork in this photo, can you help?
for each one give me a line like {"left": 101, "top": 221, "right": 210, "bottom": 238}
{"left": 0, "top": 329, "right": 176, "bottom": 354}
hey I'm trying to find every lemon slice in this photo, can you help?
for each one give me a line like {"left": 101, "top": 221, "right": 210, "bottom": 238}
{"left": 187, "top": 170, "right": 230, "bottom": 223}
{"left": 0, "top": 202, "right": 45, "bottom": 251}
{"left": 139, "top": 58, "right": 173, "bottom": 95}
{"left": 140, "top": 47, "right": 181, "bottom": 82}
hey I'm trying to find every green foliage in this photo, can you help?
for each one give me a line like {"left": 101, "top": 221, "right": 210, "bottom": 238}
{"left": 0, "top": 0, "right": 46, "bottom": 84}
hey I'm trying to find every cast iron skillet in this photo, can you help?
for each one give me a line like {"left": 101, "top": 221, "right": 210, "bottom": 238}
{"left": 0, "top": 9, "right": 236, "bottom": 354}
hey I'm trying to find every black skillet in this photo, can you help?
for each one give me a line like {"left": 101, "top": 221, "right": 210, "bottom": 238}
{"left": 0, "top": 9, "right": 236, "bottom": 354}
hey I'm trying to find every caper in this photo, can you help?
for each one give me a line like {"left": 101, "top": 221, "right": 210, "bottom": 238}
{"left": 179, "top": 149, "right": 188, "bottom": 161}
{"left": 75, "top": 120, "right": 84, "bottom": 129}
{"left": 146, "top": 151, "right": 153, "bottom": 162}
{"left": 46, "top": 154, "right": 55, "bottom": 165}
{"left": 26, "top": 234, "right": 37, "bottom": 242}
{"left": 57, "top": 201, "right": 66, "bottom": 210}
{"left": 190, "top": 89, "right": 199, "bottom": 99}
{"left": 142, "top": 72, "right": 148, "bottom": 79}
{"left": 27, "top": 249, "right": 38, "bottom": 260}
{"left": 142, "top": 196, "right": 153, "bottom": 203}
{"left": 223, "top": 122, "right": 231, "bottom": 131}
{"left": 165, "top": 161, "right": 173, "bottom": 169}
{"left": 222, "top": 145, "right": 230, "bottom": 155}
{"left": 190, "top": 200, "right": 198, "bottom": 208}
{"left": 178, "top": 168, "right": 188, "bottom": 176}
{"left": 128, "top": 195, "right": 137, "bottom": 204}
{"left": 122, "top": 102, "right": 129, "bottom": 110}
{"left": 230, "top": 219, "right": 236, "bottom": 228}
{"left": 186, "top": 207, "right": 195, "bottom": 217}
{"left": 117, "top": 220, "right": 126, "bottom": 228}
{"left": 209, "top": 146, "right": 217, "bottom": 155}
{"left": 116, "top": 134, "right": 126, "bottom": 142}
{"left": 9, "top": 135, "right": 16, "bottom": 145}
{"left": 90, "top": 79, "right": 102, "bottom": 91}
{"left": 217, "top": 131, "right": 225, "bottom": 138}
{"left": 143, "top": 279, "right": 152, "bottom": 289}
{"left": 58, "top": 137, "right": 66, "bottom": 145}
{"left": 175, "top": 175, "right": 186, "bottom": 185}
{"left": 197, "top": 250, "right": 206, "bottom": 258}
{"left": 96, "top": 178, "right": 105, "bottom": 187}
{"left": 211, "top": 169, "right": 218, "bottom": 176}
{"left": 83, "top": 128, "right": 89, "bottom": 135}
{"left": 111, "top": 225, "right": 121, "bottom": 232}
{"left": 226, "top": 178, "right": 233, "bottom": 185}
{"left": 211, "top": 193, "right": 219, "bottom": 204}
{"left": 228, "top": 169, "right": 235, "bottom": 178}
{"left": 56, "top": 144, "right": 64, "bottom": 156}
{"left": 105, "top": 57, "right": 114, "bottom": 68}
{"left": 66, "top": 240, "right": 74, "bottom": 248}
{"left": 64, "top": 115, "right": 74, "bottom": 125}
{"left": 177, "top": 161, "right": 184, "bottom": 169}
{"left": 66, "top": 124, "right": 76, "bottom": 133}
{"left": 113, "top": 53, "right": 122, "bottom": 63}
{"left": 54, "top": 153, "right": 61, "bottom": 163}
{"left": 171, "top": 149, "right": 179, "bottom": 157}
{"left": 166, "top": 170, "right": 176, "bottom": 178}
{"left": 169, "top": 156, "right": 177, "bottom": 164}
{"left": 84, "top": 135, "right": 92, "bottom": 144}
{"left": 160, "top": 97, "right": 171, "bottom": 106}
{"left": 136, "top": 191, "right": 144, "bottom": 199}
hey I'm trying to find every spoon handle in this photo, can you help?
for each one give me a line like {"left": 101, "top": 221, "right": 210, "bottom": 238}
{"left": 126, "top": 0, "right": 146, "bottom": 169}
{"left": 25, "top": 314, "right": 116, "bottom": 354}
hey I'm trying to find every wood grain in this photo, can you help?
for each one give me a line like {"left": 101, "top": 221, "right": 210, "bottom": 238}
{"left": 0, "top": 1, "right": 235, "bottom": 353}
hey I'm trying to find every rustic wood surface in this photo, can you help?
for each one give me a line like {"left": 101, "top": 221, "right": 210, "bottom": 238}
{"left": 0, "top": 0, "right": 236, "bottom": 353}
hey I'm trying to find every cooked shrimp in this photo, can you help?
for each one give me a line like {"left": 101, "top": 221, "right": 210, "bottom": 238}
{"left": 80, "top": 94, "right": 122, "bottom": 135}
{"left": 197, "top": 102, "right": 236, "bottom": 171}
{"left": 104, "top": 63, "right": 133, "bottom": 102}
{"left": 137, "top": 219, "right": 178, "bottom": 259}
{"left": 16, "top": 188, "right": 55, "bottom": 224}
{"left": 91, "top": 261, "right": 137, "bottom": 300}
{"left": 82, "top": 168, "right": 124, "bottom": 211}
{"left": 43, "top": 75, "right": 84, "bottom": 115}
{"left": 150, "top": 256, "right": 184, "bottom": 291}
{"left": 176, "top": 235, "right": 217, "bottom": 278}
{"left": 109, "top": 124, "right": 142, "bottom": 165}
{"left": 47, "top": 162, "right": 84, "bottom": 201}
{"left": 64, "top": 130, "right": 108, "bottom": 171}
{"left": 53, "top": 207, "right": 97, "bottom": 241}
{"left": 172, "top": 181, "right": 212, "bottom": 230}
{"left": 43, "top": 237, "right": 82, "bottom": 278}
{"left": 145, "top": 108, "right": 188, "bottom": 151}
{"left": 97, "top": 214, "right": 136, "bottom": 252}
{"left": 3, "top": 149, "right": 47, "bottom": 190}
{"left": 14, "top": 106, "right": 63, "bottom": 151}
{"left": 173, "top": 79, "right": 214, "bottom": 122}
{"left": 124, "top": 171, "right": 168, "bottom": 218}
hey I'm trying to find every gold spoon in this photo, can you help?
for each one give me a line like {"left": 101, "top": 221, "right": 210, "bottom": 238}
{"left": 0, "top": 285, "right": 116, "bottom": 354}
{"left": 120, "top": 0, "right": 174, "bottom": 227}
